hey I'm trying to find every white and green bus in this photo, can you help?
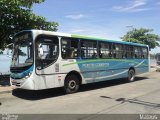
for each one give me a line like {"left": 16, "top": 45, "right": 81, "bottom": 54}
{"left": 10, "top": 30, "right": 149, "bottom": 93}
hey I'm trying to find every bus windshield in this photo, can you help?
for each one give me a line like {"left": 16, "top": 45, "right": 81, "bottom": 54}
{"left": 11, "top": 32, "right": 33, "bottom": 67}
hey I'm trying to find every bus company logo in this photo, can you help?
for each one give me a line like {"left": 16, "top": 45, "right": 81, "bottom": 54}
{"left": 140, "top": 114, "right": 158, "bottom": 120}
{"left": 2, "top": 114, "right": 18, "bottom": 120}
{"left": 82, "top": 63, "right": 109, "bottom": 69}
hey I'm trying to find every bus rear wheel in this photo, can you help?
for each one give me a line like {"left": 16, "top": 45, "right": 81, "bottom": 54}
{"left": 127, "top": 69, "right": 135, "bottom": 82}
{"left": 64, "top": 75, "right": 79, "bottom": 94}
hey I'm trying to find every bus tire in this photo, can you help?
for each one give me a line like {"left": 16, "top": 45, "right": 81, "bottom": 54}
{"left": 64, "top": 74, "right": 79, "bottom": 94}
{"left": 127, "top": 69, "right": 135, "bottom": 82}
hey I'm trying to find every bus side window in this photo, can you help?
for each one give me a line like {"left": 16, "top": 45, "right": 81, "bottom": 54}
{"left": 80, "top": 40, "right": 97, "bottom": 59}
{"left": 142, "top": 47, "right": 148, "bottom": 59}
{"left": 134, "top": 46, "right": 142, "bottom": 59}
{"left": 99, "top": 42, "right": 111, "bottom": 59}
{"left": 113, "top": 44, "right": 123, "bottom": 59}
{"left": 35, "top": 35, "right": 59, "bottom": 69}
{"left": 61, "top": 38, "right": 79, "bottom": 59}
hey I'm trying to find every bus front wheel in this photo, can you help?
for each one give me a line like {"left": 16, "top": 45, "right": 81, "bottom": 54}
{"left": 127, "top": 69, "right": 135, "bottom": 82}
{"left": 64, "top": 75, "right": 79, "bottom": 94}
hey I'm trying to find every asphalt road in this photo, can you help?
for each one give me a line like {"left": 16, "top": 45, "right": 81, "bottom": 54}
{"left": 0, "top": 70, "right": 160, "bottom": 114}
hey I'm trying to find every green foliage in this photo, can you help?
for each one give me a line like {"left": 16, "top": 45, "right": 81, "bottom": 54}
{"left": 0, "top": 0, "right": 58, "bottom": 50}
{"left": 122, "top": 28, "right": 160, "bottom": 50}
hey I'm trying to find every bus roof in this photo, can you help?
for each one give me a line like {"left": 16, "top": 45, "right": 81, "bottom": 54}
{"left": 71, "top": 34, "right": 148, "bottom": 47}
{"left": 20, "top": 30, "right": 148, "bottom": 47}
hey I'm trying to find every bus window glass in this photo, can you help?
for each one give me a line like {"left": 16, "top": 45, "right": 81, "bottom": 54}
{"left": 81, "top": 40, "right": 97, "bottom": 59}
{"left": 61, "top": 38, "right": 79, "bottom": 59}
{"left": 113, "top": 44, "right": 123, "bottom": 59}
{"left": 142, "top": 47, "right": 148, "bottom": 58}
{"left": 134, "top": 47, "right": 142, "bottom": 59}
{"left": 36, "top": 36, "right": 59, "bottom": 69}
{"left": 125, "top": 45, "right": 134, "bottom": 58}
{"left": 11, "top": 32, "right": 33, "bottom": 67}
{"left": 99, "top": 42, "right": 112, "bottom": 58}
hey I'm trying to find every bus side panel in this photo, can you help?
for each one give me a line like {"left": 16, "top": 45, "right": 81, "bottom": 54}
{"left": 134, "top": 59, "right": 149, "bottom": 75}
{"left": 60, "top": 59, "right": 86, "bottom": 84}
{"left": 32, "top": 74, "right": 56, "bottom": 90}
{"left": 75, "top": 58, "right": 149, "bottom": 83}
{"left": 76, "top": 59, "right": 128, "bottom": 83}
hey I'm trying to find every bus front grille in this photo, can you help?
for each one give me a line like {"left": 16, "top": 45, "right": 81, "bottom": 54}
{"left": 12, "top": 82, "right": 21, "bottom": 87}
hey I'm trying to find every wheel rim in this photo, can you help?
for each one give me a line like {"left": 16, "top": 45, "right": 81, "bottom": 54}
{"left": 68, "top": 80, "right": 76, "bottom": 89}
{"left": 129, "top": 70, "right": 135, "bottom": 81}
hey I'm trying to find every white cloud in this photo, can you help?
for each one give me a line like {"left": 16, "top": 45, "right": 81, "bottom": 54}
{"left": 62, "top": 25, "right": 122, "bottom": 40}
{"left": 112, "top": 0, "right": 150, "bottom": 12}
{"left": 70, "top": 29, "right": 86, "bottom": 33}
{"left": 65, "top": 14, "right": 85, "bottom": 20}
{"left": 131, "top": 8, "right": 151, "bottom": 12}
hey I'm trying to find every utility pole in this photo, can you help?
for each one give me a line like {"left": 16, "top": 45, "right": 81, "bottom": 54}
{"left": 126, "top": 25, "right": 133, "bottom": 42}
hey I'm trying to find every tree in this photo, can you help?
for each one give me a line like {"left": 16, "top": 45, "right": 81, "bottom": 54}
{"left": 121, "top": 28, "right": 160, "bottom": 50}
{"left": 0, "top": 0, "right": 58, "bottom": 50}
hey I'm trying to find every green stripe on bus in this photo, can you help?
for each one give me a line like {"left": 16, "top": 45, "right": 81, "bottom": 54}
{"left": 71, "top": 34, "right": 107, "bottom": 41}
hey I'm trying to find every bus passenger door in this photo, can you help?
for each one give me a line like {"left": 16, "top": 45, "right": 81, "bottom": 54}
{"left": 35, "top": 35, "right": 59, "bottom": 89}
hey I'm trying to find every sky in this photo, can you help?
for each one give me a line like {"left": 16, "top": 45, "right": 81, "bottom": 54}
{"left": 1, "top": 0, "right": 160, "bottom": 73}
{"left": 31, "top": 0, "right": 160, "bottom": 53}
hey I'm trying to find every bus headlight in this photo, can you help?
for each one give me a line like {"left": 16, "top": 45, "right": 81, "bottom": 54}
{"left": 25, "top": 72, "right": 32, "bottom": 79}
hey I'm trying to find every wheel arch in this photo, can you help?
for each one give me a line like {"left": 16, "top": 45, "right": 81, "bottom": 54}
{"left": 129, "top": 67, "right": 136, "bottom": 74}
{"left": 65, "top": 71, "right": 82, "bottom": 85}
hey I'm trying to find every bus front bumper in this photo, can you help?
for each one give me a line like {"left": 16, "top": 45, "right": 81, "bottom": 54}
{"left": 10, "top": 77, "right": 35, "bottom": 90}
